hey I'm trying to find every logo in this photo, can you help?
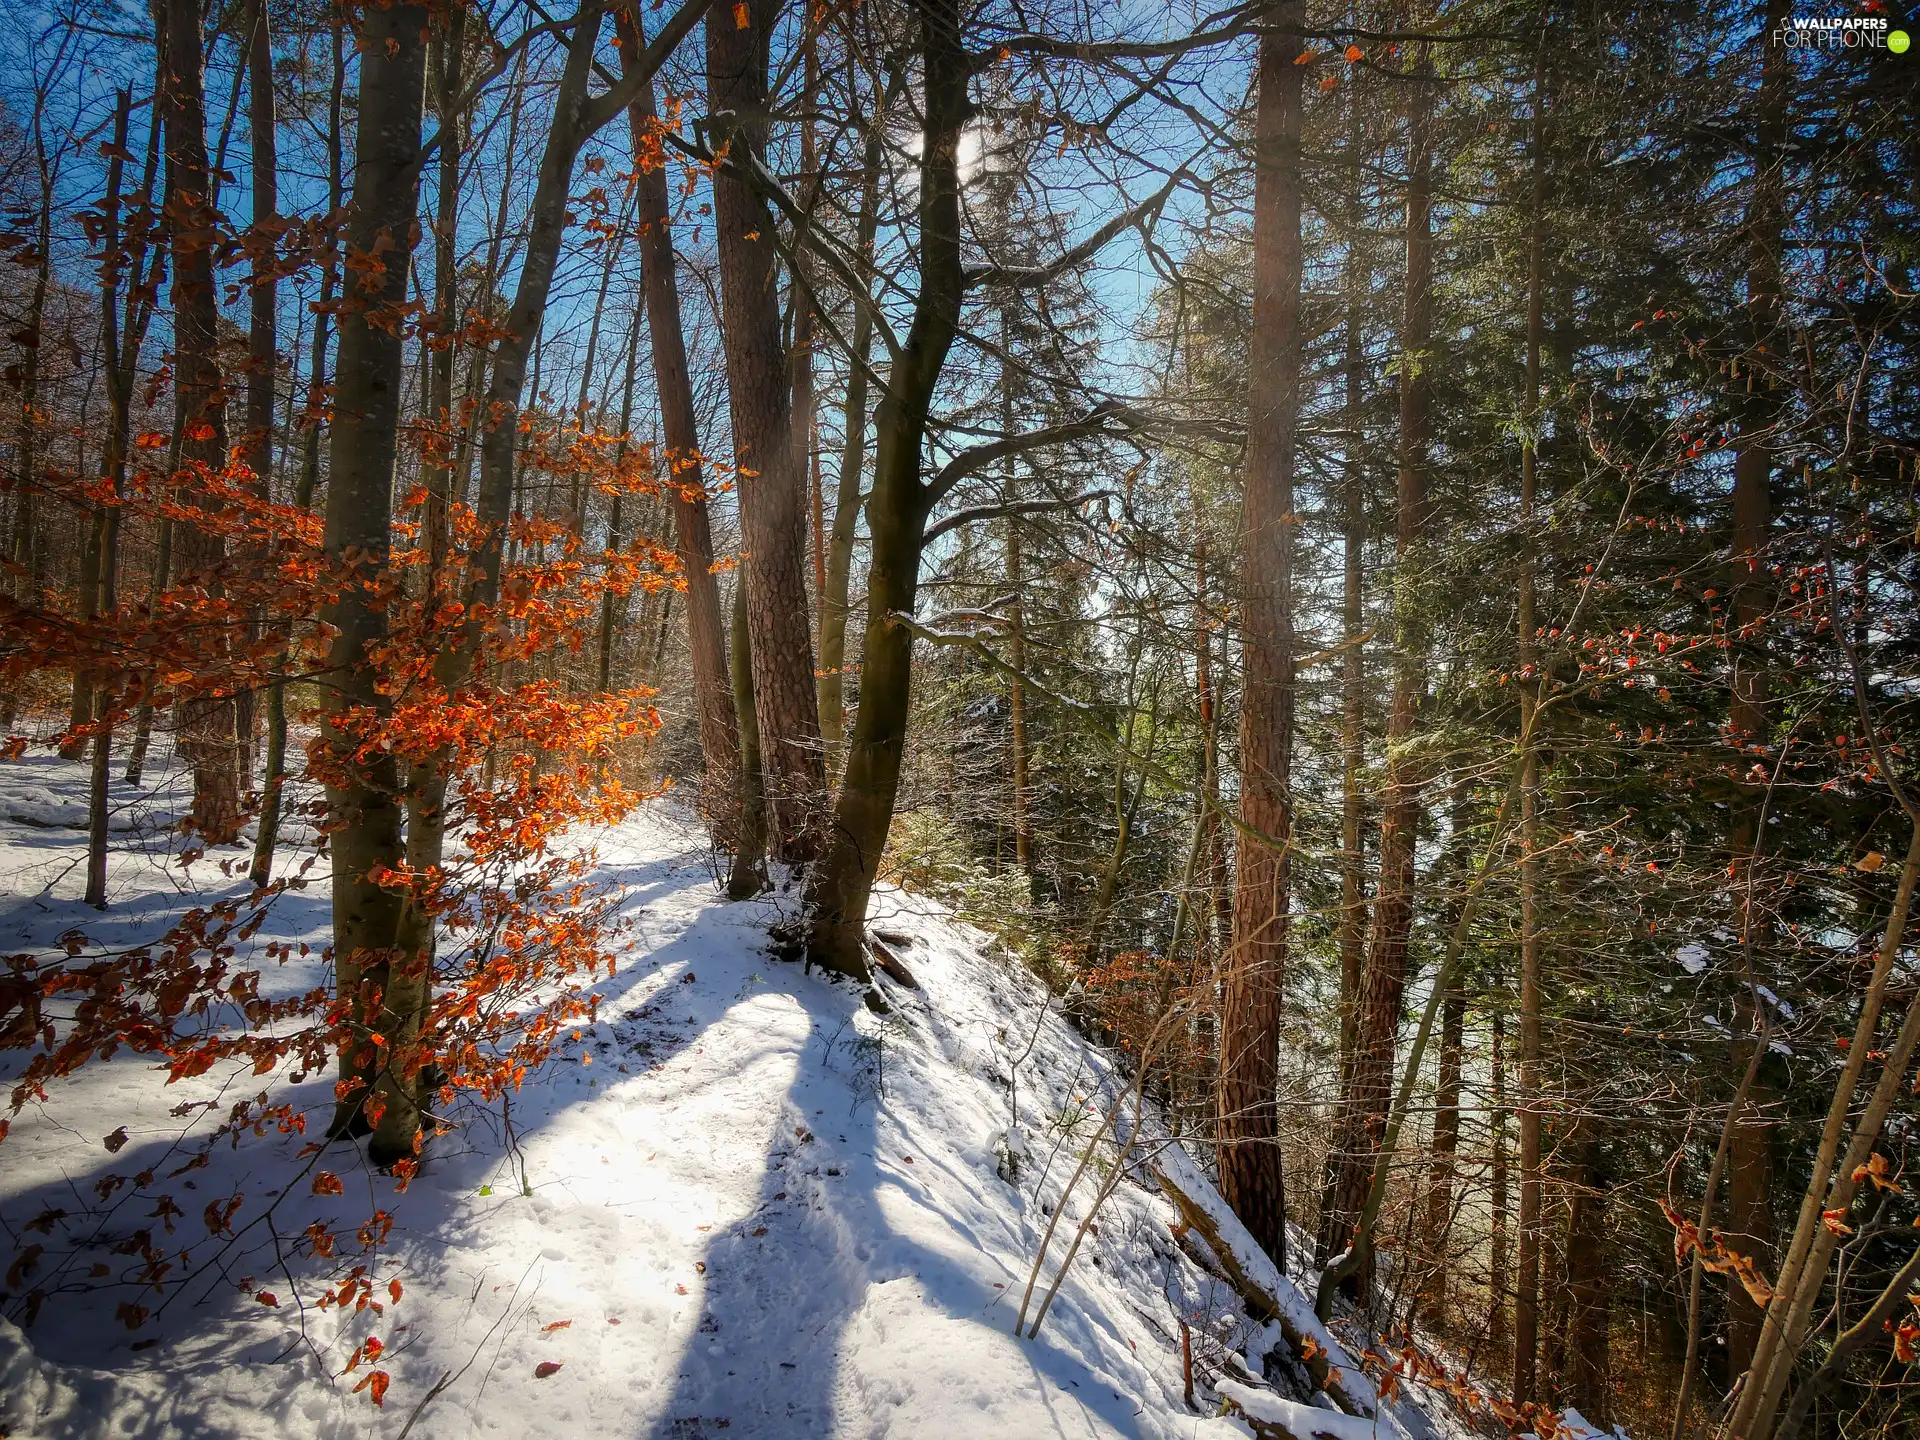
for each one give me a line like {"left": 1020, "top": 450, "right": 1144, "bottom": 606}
{"left": 1770, "top": 12, "right": 1905, "bottom": 50}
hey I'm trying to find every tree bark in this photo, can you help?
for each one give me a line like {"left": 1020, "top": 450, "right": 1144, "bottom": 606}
{"left": 617, "top": 4, "right": 739, "bottom": 829}
{"left": 1487, "top": 989, "right": 1511, "bottom": 1347}
{"left": 1322, "top": 47, "right": 1433, "bottom": 1288}
{"left": 1006, "top": 515, "right": 1033, "bottom": 878}
{"left": 1417, "top": 982, "right": 1464, "bottom": 1326}
{"left": 252, "top": 14, "right": 343, "bottom": 885}
{"left": 726, "top": 574, "right": 768, "bottom": 898}
{"left": 1724, "top": 0, "right": 1789, "bottom": 1380}
{"left": 159, "top": 0, "right": 241, "bottom": 843}
{"left": 1514, "top": 35, "right": 1549, "bottom": 1403}
{"left": 320, "top": 0, "right": 428, "bottom": 1161}
{"left": 1218, "top": 7, "right": 1304, "bottom": 1273}
{"left": 819, "top": 121, "right": 881, "bottom": 756}
{"left": 1337, "top": 39, "right": 1369, "bottom": 1094}
{"left": 1564, "top": 1130, "right": 1611, "bottom": 1427}
{"left": 84, "top": 91, "right": 140, "bottom": 907}
{"left": 802, "top": 0, "right": 969, "bottom": 978}
{"left": 707, "top": 0, "right": 826, "bottom": 860}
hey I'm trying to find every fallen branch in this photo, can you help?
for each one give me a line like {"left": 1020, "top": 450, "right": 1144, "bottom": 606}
{"left": 866, "top": 937, "right": 920, "bottom": 989}
{"left": 1149, "top": 1141, "right": 1395, "bottom": 1429}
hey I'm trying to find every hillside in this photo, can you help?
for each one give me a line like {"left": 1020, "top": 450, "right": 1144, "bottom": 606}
{"left": 0, "top": 751, "right": 1575, "bottom": 1440}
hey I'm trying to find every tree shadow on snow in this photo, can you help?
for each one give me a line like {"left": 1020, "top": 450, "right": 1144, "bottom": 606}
{"left": 640, "top": 976, "right": 1155, "bottom": 1440}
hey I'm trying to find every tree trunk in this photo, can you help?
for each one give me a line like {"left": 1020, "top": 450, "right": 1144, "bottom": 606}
{"left": 1218, "top": 7, "right": 1304, "bottom": 1273}
{"left": 320, "top": 0, "right": 428, "bottom": 1161}
{"left": 160, "top": 0, "right": 241, "bottom": 844}
{"left": 365, "top": 0, "right": 471, "bottom": 1152}
{"left": 228, "top": 0, "right": 278, "bottom": 779}
{"left": 707, "top": 0, "right": 825, "bottom": 861}
{"left": 1724, "top": 0, "right": 1788, "bottom": 1381}
{"left": 1564, "top": 1131, "right": 1611, "bottom": 1427}
{"left": 1418, "top": 982, "right": 1465, "bottom": 1326}
{"left": 598, "top": 294, "right": 644, "bottom": 692}
{"left": 617, "top": 5, "right": 739, "bottom": 829}
{"left": 1006, "top": 516, "right": 1033, "bottom": 879}
{"left": 1514, "top": 36, "right": 1549, "bottom": 1404}
{"left": 819, "top": 122, "right": 881, "bottom": 756}
{"left": 802, "top": 0, "right": 969, "bottom": 978}
{"left": 253, "top": 13, "right": 343, "bottom": 885}
{"left": 1488, "top": 990, "right": 1511, "bottom": 1347}
{"left": 1322, "top": 49, "right": 1433, "bottom": 1289}
{"left": 84, "top": 90, "right": 137, "bottom": 907}
{"left": 6, "top": 97, "right": 54, "bottom": 624}
{"left": 794, "top": 15, "right": 821, "bottom": 633}
{"left": 474, "top": 4, "right": 602, "bottom": 613}
{"left": 1337, "top": 43, "right": 1369, "bottom": 1092}
{"left": 726, "top": 575, "right": 768, "bottom": 898}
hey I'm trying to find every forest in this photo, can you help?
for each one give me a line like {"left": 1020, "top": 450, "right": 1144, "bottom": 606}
{"left": 0, "top": 0, "right": 1916, "bottom": 1436}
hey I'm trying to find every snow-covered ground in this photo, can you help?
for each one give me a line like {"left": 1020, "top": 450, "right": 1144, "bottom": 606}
{"left": 1, "top": 746, "right": 1501, "bottom": 1439}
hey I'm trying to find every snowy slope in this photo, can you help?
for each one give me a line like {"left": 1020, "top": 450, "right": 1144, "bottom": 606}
{"left": 0, "top": 750, "right": 1486, "bottom": 1440}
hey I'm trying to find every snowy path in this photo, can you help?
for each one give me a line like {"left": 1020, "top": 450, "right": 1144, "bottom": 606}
{"left": 1, "top": 756, "right": 1258, "bottom": 1439}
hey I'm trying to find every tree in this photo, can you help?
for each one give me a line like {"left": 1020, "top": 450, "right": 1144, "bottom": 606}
{"left": 1217, "top": 0, "right": 1305, "bottom": 1274}
{"left": 707, "top": 0, "right": 826, "bottom": 861}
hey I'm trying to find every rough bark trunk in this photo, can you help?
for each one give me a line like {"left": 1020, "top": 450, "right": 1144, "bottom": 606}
{"left": 84, "top": 91, "right": 139, "bottom": 907}
{"left": 160, "top": 0, "right": 241, "bottom": 843}
{"left": 1723, "top": 0, "right": 1788, "bottom": 1381}
{"left": 1218, "top": 8, "right": 1304, "bottom": 1273}
{"left": 1514, "top": 37, "right": 1549, "bottom": 1403}
{"left": 1564, "top": 1131, "right": 1611, "bottom": 1427}
{"left": 320, "top": 0, "right": 428, "bottom": 1160}
{"left": 802, "top": 0, "right": 968, "bottom": 979}
{"left": 5, "top": 90, "right": 54, "bottom": 630}
{"left": 1337, "top": 47, "right": 1369, "bottom": 1094}
{"left": 1322, "top": 51, "right": 1432, "bottom": 1288}
{"left": 707, "top": 0, "right": 825, "bottom": 861}
{"left": 368, "top": 1, "right": 470, "bottom": 1154}
{"left": 617, "top": 6, "right": 740, "bottom": 830}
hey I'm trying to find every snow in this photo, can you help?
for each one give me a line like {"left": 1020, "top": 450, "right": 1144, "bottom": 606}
{"left": 1673, "top": 944, "right": 1709, "bottom": 975}
{"left": 1, "top": 749, "right": 1265, "bottom": 1438}
{"left": 0, "top": 746, "right": 1555, "bottom": 1440}
{"left": 1559, "top": 1407, "right": 1628, "bottom": 1439}
{"left": 1214, "top": 1379, "right": 1383, "bottom": 1439}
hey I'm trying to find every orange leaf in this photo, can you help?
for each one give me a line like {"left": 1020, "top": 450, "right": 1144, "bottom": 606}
{"left": 312, "top": 1171, "right": 344, "bottom": 1196}
{"left": 542, "top": 1320, "right": 572, "bottom": 1333}
{"left": 1294, "top": 49, "right": 1316, "bottom": 64}
{"left": 185, "top": 420, "right": 217, "bottom": 442}
{"left": 1319, "top": 75, "right": 1338, "bottom": 91}
{"left": 534, "top": 1360, "right": 564, "bottom": 1378}
{"left": 353, "top": 1369, "right": 391, "bottom": 1405}
{"left": 1822, "top": 1208, "right": 1854, "bottom": 1237}
{"left": 1345, "top": 44, "right": 1364, "bottom": 62}
{"left": 256, "top": 1290, "right": 279, "bottom": 1307}
{"left": 389, "top": 1278, "right": 403, "bottom": 1304}
{"left": 733, "top": 1, "right": 749, "bottom": 26}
